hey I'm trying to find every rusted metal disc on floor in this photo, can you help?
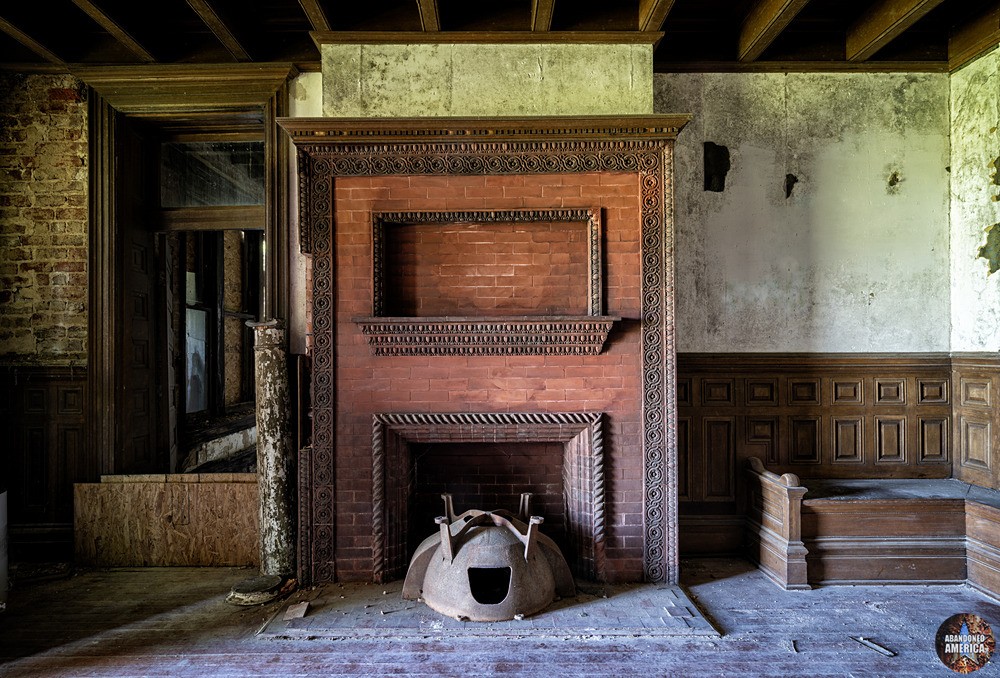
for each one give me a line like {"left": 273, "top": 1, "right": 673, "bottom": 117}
{"left": 226, "top": 574, "right": 284, "bottom": 606}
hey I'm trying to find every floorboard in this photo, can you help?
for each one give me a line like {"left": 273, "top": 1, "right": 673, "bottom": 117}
{"left": 2, "top": 558, "right": 998, "bottom": 676}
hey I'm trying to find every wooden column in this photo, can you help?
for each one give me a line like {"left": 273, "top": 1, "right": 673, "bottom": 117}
{"left": 251, "top": 320, "right": 296, "bottom": 576}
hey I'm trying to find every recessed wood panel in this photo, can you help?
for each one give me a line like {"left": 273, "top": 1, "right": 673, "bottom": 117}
{"left": 3, "top": 367, "right": 91, "bottom": 554}
{"left": 747, "top": 417, "right": 778, "bottom": 465}
{"left": 132, "top": 339, "right": 149, "bottom": 368}
{"left": 60, "top": 425, "right": 83, "bottom": 465}
{"left": 789, "top": 417, "right": 821, "bottom": 464}
{"left": 58, "top": 386, "right": 84, "bottom": 415}
{"left": 130, "top": 244, "right": 147, "bottom": 272}
{"left": 132, "top": 292, "right": 148, "bottom": 320}
{"left": 746, "top": 379, "right": 777, "bottom": 406}
{"left": 833, "top": 418, "right": 863, "bottom": 464}
{"left": 25, "top": 426, "right": 47, "bottom": 513}
{"left": 789, "top": 380, "right": 820, "bottom": 405}
{"left": 57, "top": 425, "right": 84, "bottom": 514}
{"left": 0, "top": 384, "right": 12, "bottom": 414}
{"left": 130, "top": 435, "right": 151, "bottom": 465}
{"left": 677, "top": 417, "right": 690, "bottom": 500}
{"left": 918, "top": 417, "right": 949, "bottom": 464}
{"left": 961, "top": 418, "right": 992, "bottom": 471}
{"left": 704, "top": 418, "right": 735, "bottom": 500}
{"left": 918, "top": 380, "right": 948, "bottom": 404}
{"left": 130, "top": 389, "right": 149, "bottom": 416}
{"left": 25, "top": 387, "right": 46, "bottom": 414}
{"left": 875, "top": 417, "right": 906, "bottom": 463}
{"left": 833, "top": 380, "right": 863, "bottom": 404}
{"left": 702, "top": 379, "right": 734, "bottom": 406}
{"left": 875, "top": 379, "right": 905, "bottom": 404}
{"left": 677, "top": 378, "right": 692, "bottom": 407}
{"left": 962, "top": 379, "right": 992, "bottom": 407}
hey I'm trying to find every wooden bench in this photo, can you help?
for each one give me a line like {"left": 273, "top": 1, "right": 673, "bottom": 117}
{"left": 744, "top": 457, "right": 809, "bottom": 590}
{"left": 745, "top": 457, "right": 1000, "bottom": 599}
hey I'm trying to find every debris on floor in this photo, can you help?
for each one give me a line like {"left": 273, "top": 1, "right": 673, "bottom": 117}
{"left": 282, "top": 601, "right": 309, "bottom": 620}
{"left": 851, "top": 636, "right": 897, "bottom": 657}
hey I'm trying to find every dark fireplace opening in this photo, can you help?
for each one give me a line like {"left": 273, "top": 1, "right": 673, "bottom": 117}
{"left": 373, "top": 412, "right": 606, "bottom": 584}
{"left": 408, "top": 441, "right": 568, "bottom": 562}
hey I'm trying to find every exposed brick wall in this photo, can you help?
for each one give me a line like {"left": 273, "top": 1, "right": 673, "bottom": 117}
{"left": 409, "top": 441, "right": 568, "bottom": 553}
{"left": 384, "top": 221, "right": 590, "bottom": 316}
{"left": 328, "top": 172, "right": 645, "bottom": 582}
{"left": 0, "top": 74, "right": 88, "bottom": 365}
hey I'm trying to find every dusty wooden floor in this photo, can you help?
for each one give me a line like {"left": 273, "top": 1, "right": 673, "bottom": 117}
{"left": 2, "top": 558, "right": 998, "bottom": 677}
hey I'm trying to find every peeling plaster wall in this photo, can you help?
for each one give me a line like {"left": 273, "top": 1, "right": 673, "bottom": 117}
{"left": 656, "top": 72, "right": 951, "bottom": 353}
{"left": 321, "top": 43, "right": 652, "bottom": 117}
{"left": 951, "top": 47, "right": 1000, "bottom": 352}
{"left": 287, "top": 72, "right": 323, "bottom": 355}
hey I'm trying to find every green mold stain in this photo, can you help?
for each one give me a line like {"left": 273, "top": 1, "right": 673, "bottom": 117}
{"left": 979, "top": 223, "right": 1000, "bottom": 275}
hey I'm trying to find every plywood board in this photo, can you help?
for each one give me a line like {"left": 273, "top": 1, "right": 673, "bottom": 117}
{"left": 74, "top": 474, "right": 259, "bottom": 567}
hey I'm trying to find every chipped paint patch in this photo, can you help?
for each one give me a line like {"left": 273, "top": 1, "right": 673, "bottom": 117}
{"left": 979, "top": 223, "right": 1000, "bottom": 275}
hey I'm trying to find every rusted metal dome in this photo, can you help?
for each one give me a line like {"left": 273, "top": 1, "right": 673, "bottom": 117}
{"left": 402, "top": 494, "right": 575, "bottom": 622}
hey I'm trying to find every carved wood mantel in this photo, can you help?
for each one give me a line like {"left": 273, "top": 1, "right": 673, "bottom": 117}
{"left": 280, "top": 115, "right": 690, "bottom": 585}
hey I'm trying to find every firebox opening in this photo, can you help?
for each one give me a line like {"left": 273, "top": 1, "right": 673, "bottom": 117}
{"left": 468, "top": 567, "right": 512, "bottom": 605}
{"left": 409, "top": 442, "right": 569, "bottom": 564}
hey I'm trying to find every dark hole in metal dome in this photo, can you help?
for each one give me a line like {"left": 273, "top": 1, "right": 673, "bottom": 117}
{"left": 468, "top": 567, "right": 511, "bottom": 605}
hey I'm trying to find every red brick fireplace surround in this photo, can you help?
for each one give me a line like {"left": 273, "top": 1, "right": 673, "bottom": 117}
{"left": 280, "top": 116, "right": 690, "bottom": 585}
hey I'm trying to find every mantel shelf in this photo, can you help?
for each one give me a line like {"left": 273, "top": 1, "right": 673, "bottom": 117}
{"left": 353, "top": 315, "right": 621, "bottom": 357}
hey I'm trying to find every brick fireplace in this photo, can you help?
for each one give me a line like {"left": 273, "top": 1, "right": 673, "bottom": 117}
{"left": 281, "top": 116, "right": 689, "bottom": 586}
{"left": 372, "top": 411, "right": 606, "bottom": 583}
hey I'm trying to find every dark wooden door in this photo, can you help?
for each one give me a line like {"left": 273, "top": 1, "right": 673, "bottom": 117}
{"left": 117, "top": 122, "right": 167, "bottom": 473}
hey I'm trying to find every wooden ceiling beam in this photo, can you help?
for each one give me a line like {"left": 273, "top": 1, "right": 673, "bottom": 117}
{"left": 186, "top": 0, "right": 252, "bottom": 62}
{"left": 738, "top": 0, "right": 812, "bottom": 62}
{"left": 531, "top": 0, "right": 555, "bottom": 32}
{"left": 949, "top": 2, "right": 1000, "bottom": 71}
{"left": 415, "top": 0, "right": 440, "bottom": 32}
{"left": 638, "top": 0, "right": 677, "bottom": 32}
{"left": 846, "top": 0, "right": 947, "bottom": 62}
{"left": 70, "top": 0, "right": 155, "bottom": 62}
{"left": 0, "top": 16, "right": 66, "bottom": 66}
{"left": 298, "top": 0, "right": 331, "bottom": 32}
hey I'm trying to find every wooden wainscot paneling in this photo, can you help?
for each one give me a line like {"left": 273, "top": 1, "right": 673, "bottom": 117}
{"left": 801, "top": 497, "right": 967, "bottom": 584}
{"left": 832, "top": 417, "right": 864, "bottom": 464}
{"left": 74, "top": 474, "right": 259, "bottom": 567}
{"left": 678, "top": 515, "right": 746, "bottom": 555}
{"left": 677, "top": 417, "right": 691, "bottom": 500}
{"left": 704, "top": 417, "right": 736, "bottom": 501}
{"left": 677, "top": 353, "right": 953, "bottom": 495}
{"left": 677, "top": 353, "right": 954, "bottom": 557}
{"left": 952, "top": 354, "right": 1000, "bottom": 490}
{"left": 1, "top": 366, "right": 89, "bottom": 558}
{"left": 966, "top": 499, "right": 1000, "bottom": 600}
{"left": 744, "top": 458, "right": 809, "bottom": 590}
{"left": 789, "top": 417, "right": 822, "bottom": 464}
{"left": 875, "top": 417, "right": 907, "bottom": 464}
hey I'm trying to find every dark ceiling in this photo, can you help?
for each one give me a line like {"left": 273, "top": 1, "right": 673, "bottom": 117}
{"left": 0, "top": 0, "right": 998, "bottom": 73}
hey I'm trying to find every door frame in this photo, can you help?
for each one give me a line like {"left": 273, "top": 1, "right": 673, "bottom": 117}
{"left": 80, "top": 64, "right": 295, "bottom": 474}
